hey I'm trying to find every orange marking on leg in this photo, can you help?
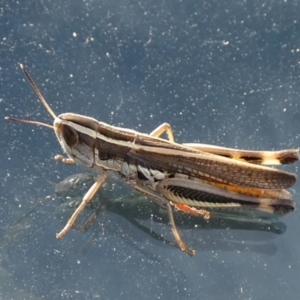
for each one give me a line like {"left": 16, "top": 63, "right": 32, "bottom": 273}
{"left": 200, "top": 179, "right": 291, "bottom": 200}
{"left": 173, "top": 202, "right": 210, "bottom": 219}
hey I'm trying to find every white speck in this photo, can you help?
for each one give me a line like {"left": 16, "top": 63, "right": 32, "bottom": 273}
{"left": 73, "top": 32, "right": 77, "bottom": 37}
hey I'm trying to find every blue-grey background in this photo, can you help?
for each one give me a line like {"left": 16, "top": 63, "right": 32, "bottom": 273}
{"left": 1, "top": 0, "right": 300, "bottom": 299}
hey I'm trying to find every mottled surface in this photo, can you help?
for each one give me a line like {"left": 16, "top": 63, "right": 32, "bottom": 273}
{"left": 1, "top": 1, "right": 300, "bottom": 299}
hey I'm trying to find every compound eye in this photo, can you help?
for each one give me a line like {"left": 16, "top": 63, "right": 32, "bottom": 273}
{"left": 61, "top": 124, "right": 78, "bottom": 148}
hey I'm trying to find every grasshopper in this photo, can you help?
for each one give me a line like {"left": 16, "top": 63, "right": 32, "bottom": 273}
{"left": 6, "top": 64, "right": 298, "bottom": 256}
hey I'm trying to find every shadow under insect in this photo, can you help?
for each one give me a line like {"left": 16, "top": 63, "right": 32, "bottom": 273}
{"left": 55, "top": 173, "right": 288, "bottom": 255}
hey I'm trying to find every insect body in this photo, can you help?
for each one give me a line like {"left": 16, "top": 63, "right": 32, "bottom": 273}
{"left": 6, "top": 65, "right": 298, "bottom": 256}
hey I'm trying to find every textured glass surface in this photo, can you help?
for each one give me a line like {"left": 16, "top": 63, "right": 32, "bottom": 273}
{"left": 1, "top": 1, "right": 300, "bottom": 299}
